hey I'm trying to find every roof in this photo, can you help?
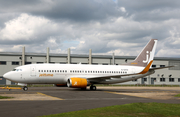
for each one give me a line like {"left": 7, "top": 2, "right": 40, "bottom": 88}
{"left": 0, "top": 52, "right": 179, "bottom": 61}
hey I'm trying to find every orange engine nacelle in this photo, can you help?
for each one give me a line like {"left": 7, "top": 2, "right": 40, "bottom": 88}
{"left": 67, "top": 78, "right": 88, "bottom": 88}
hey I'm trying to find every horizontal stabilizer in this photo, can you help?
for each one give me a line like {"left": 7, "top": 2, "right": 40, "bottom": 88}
{"left": 150, "top": 65, "right": 176, "bottom": 70}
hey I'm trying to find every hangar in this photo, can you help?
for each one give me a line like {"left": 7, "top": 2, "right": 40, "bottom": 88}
{"left": 0, "top": 47, "right": 180, "bottom": 85}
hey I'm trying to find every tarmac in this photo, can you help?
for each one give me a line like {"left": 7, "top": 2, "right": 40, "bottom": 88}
{"left": 0, "top": 86, "right": 180, "bottom": 117}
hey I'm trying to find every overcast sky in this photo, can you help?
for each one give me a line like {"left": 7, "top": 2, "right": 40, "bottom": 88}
{"left": 0, "top": 0, "right": 180, "bottom": 57}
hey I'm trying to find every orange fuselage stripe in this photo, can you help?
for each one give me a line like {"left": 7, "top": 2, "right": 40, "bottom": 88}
{"left": 139, "top": 60, "right": 153, "bottom": 74}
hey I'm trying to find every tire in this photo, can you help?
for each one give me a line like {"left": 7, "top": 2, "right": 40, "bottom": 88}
{"left": 90, "top": 86, "right": 93, "bottom": 90}
{"left": 23, "top": 86, "right": 28, "bottom": 91}
{"left": 93, "top": 86, "right": 96, "bottom": 90}
{"left": 90, "top": 86, "right": 96, "bottom": 90}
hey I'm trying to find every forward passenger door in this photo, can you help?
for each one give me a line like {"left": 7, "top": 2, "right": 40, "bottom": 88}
{"left": 30, "top": 66, "right": 36, "bottom": 77}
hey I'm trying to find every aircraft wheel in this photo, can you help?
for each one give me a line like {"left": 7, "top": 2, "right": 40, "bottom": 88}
{"left": 90, "top": 86, "right": 96, "bottom": 90}
{"left": 90, "top": 86, "right": 93, "bottom": 90}
{"left": 23, "top": 86, "right": 28, "bottom": 91}
{"left": 93, "top": 86, "right": 96, "bottom": 90}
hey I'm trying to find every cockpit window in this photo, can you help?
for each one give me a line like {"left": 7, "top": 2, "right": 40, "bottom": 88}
{"left": 12, "top": 69, "right": 22, "bottom": 71}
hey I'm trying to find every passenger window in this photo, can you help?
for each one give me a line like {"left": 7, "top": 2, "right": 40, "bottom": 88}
{"left": 41, "top": 70, "right": 43, "bottom": 72}
{"left": 44, "top": 70, "right": 46, "bottom": 72}
{"left": 49, "top": 70, "right": 51, "bottom": 72}
{"left": 52, "top": 70, "right": 54, "bottom": 72}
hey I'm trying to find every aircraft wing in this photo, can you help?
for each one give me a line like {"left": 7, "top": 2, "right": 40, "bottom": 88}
{"left": 74, "top": 65, "right": 175, "bottom": 80}
{"left": 69, "top": 65, "right": 176, "bottom": 83}
{"left": 71, "top": 72, "right": 140, "bottom": 82}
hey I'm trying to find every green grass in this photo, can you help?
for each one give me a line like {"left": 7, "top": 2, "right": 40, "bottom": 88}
{"left": 175, "top": 94, "right": 180, "bottom": 97}
{"left": 29, "top": 84, "right": 54, "bottom": 87}
{"left": 0, "top": 85, "right": 22, "bottom": 87}
{"left": 39, "top": 102, "right": 180, "bottom": 117}
{"left": 0, "top": 96, "right": 13, "bottom": 99}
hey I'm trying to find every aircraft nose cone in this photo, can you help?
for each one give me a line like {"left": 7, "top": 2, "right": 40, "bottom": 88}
{"left": 3, "top": 72, "right": 11, "bottom": 80}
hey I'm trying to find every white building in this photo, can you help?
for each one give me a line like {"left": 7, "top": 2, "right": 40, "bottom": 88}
{"left": 0, "top": 48, "right": 180, "bottom": 85}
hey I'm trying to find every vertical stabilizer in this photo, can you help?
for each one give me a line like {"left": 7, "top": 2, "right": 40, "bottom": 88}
{"left": 126, "top": 39, "right": 158, "bottom": 67}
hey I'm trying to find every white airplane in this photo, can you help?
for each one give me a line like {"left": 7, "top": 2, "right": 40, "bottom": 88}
{"left": 3, "top": 39, "right": 173, "bottom": 91}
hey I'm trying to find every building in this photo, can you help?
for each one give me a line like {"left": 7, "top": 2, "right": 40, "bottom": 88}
{"left": 0, "top": 48, "right": 180, "bottom": 85}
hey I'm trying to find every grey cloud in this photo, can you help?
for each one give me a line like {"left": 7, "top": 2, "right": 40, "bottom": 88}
{"left": 0, "top": 0, "right": 123, "bottom": 22}
{"left": 0, "top": 0, "right": 179, "bottom": 57}
{"left": 32, "top": 0, "right": 123, "bottom": 22}
{"left": 117, "top": 0, "right": 180, "bottom": 21}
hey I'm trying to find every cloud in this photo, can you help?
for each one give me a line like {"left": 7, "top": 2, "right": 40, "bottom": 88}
{"left": 0, "top": 0, "right": 180, "bottom": 58}
{"left": 0, "top": 13, "right": 58, "bottom": 43}
{"left": 117, "top": 0, "right": 180, "bottom": 21}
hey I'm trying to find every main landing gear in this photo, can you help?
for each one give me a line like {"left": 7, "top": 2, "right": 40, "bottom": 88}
{"left": 90, "top": 85, "right": 96, "bottom": 90}
{"left": 23, "top": 86, "right": 28, "bottom": 91}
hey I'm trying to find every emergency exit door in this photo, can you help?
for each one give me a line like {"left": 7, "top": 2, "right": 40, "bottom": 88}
{"left": 30, "top": 66, "right": 36, "bottom": 76}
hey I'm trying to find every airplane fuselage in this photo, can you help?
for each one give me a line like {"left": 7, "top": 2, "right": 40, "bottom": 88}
{"left": 4, "top": 64, "right": 145, "bottom": 84}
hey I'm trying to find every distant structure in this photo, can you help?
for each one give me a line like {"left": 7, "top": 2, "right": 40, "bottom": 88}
{"left": 0, "top": 47, "right": 180, "bottom": 85}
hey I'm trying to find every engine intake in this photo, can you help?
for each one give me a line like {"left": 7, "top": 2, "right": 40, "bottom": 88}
{"left": 67, "top": 78, "right": 88, "bottom": 88}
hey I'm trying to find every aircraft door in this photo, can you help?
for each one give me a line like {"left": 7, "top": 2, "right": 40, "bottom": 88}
{"left": 30, "top": 66, "right": 36, "bottom": 77}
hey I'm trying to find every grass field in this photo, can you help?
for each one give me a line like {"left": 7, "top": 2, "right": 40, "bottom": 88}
{"left": 0, "top": 96, "right": 13, "bottom": 99}
{"left": 39, "top": 102, "right": 180, "bottom": 117}
{"left": 175, "top": 94, "right": 180, "bottom": 97}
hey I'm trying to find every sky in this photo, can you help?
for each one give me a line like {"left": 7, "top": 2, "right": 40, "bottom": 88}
{"left": 0, "top": 0, "right": 180, "bottom": 57}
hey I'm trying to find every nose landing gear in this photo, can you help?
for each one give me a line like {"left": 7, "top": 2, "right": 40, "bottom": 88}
{"left": 23, "top": 86, "right": 28, "bottom": 91}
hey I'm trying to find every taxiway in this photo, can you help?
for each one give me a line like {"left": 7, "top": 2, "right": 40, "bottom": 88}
{"left": 0, "top": 86, "right": 180, "bottom": 117}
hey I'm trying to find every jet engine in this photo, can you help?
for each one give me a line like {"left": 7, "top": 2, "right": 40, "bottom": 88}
{"left": 67, "top": 78, "right": 89, "bottom": 88}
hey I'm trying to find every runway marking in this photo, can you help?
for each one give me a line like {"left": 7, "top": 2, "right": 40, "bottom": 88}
{"left": 106, "top": 91, "right": 151, "bottom": 99}
{"left": 0, "top": 92, "right": 64, "bottom": 101}
{"left": 36, "top": 92, "right": 64, "bottom": 100}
